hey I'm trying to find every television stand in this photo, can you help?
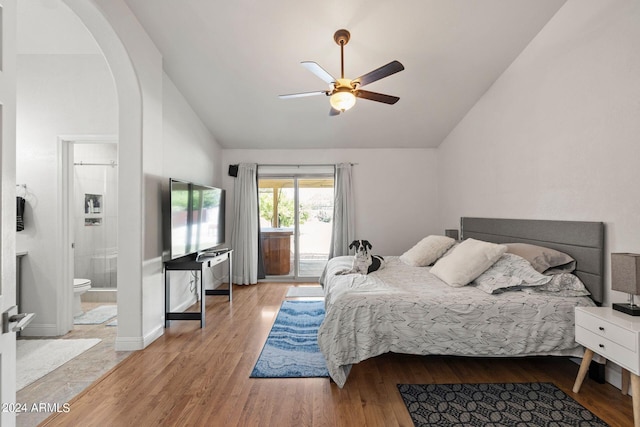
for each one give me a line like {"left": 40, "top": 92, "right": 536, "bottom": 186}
{"left": 164, "top": 249, "right": 233, "bottom": 328}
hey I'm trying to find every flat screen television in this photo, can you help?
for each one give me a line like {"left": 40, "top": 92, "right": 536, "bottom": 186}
{"left": 169, "top": 178, "right": 226, "bottom": 259}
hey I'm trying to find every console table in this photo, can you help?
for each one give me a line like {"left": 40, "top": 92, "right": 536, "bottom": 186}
{"left": 164, "top": 250, "right": 233, "bottom": 328}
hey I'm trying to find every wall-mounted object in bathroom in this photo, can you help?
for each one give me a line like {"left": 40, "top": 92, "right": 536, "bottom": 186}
{"left": 85, "top": 218, "right": 102, "bottom": 226}
{"left": 17, "top": 196, "right": 26, "bottom": 232}
{"left": 84, "top": 193, "right": 102, "bottom": 214}
{"left": 16, "top": 184, "right": 28, "bottom": 231}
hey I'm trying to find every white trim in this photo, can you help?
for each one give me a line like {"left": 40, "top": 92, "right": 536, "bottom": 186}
{"left": 20, "top": 323, "right": 58, "bottom": 337}
{"left": 57, "top": 139, "right": 73, "bottom": 335}
{"left": 114, "top": 335, "right": 143, "bottom": 351}
{"left": 59, "top": 134, "right": 118, "bottom": 143}
{"left": 143, "top": 325, "right": 164, "bottom": 349}
{"left": 115, "top": 324, "right": 164, "bottom": 351}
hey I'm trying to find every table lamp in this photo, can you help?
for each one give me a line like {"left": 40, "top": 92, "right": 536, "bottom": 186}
{"left": 612, "top": 253, "right": 640, "bottom": 316}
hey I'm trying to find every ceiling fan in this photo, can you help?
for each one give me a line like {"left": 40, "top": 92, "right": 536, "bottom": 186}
{"left": 279, "top": 29, "right": 405, "bottom": 116}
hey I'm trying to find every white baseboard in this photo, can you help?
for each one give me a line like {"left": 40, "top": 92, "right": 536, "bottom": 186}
{"left": 115, "top": 335, "right": 144, "bottom": 351}
{"left": 114, "top": 295, "right": 201, "bottom": 351}
{"left": 606, "top": 363, "right": 626, "bottom": 394}
{"left": 114, "top": 296, "right": 198, "bottom": 351}
{"left": 115, "top": 325, "right": 164, "bottom": 351}
{"left": 20, "top": 323, "right": 58, "bottom": 337}
{"left": 143, "top": 324, "right": 164, "bottom": 348}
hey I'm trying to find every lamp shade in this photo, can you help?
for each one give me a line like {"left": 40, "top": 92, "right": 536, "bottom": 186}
{"left": 611, "top": 253, "right": 640, "bottom": 294}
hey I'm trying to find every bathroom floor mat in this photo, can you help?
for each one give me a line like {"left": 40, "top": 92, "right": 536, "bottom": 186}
{"left": 74, "top": 305, "right": 117, "bottom": 325}
{"left": 17, "top": 338, "right": 101, "bottom": 390}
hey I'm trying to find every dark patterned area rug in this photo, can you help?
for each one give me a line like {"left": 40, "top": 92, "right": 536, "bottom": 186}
{"left": 397, "top": 383, "right": 608, "bottom": 426}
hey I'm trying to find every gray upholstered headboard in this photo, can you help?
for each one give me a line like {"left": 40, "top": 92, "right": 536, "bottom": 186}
{"left": 461, "top": 217, "right": 605, "bottom": 304}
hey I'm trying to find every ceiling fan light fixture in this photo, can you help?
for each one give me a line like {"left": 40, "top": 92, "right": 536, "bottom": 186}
{"left": 279, "top": 29, "right": 404, "bottom": 115}
{"left": 330, "top": 90, "right": 356, "bottom": 112}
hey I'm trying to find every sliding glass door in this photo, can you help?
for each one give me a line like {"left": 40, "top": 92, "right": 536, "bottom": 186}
{"left": 258, "top": 169, "right": 334, "bottom": 279}
{"left": 297, "top": 178, "right": 334, "bottom": 277}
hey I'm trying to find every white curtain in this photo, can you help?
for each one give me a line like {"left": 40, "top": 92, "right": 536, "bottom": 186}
{"left": 230, "top": 163, "right": 259, "bottom": 284}
{"left": 329, "top": 163, "right": 354, "bottom": 258}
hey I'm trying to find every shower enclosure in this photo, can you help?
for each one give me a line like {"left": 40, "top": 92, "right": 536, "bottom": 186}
{"left": 73, "top": 143, "right": 118, "bottom": 302}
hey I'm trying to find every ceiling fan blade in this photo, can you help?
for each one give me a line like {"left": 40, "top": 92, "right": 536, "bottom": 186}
{"left": 353, "top": 60, "right": 404, "bottom": 87}
{"left": 329, "top": 108, "right": 341, "bottom": 116}
{"left": 301, "top": 61, "right": 336, "bottom": 84}
{"left": 355, "top": 90, "right": 400, "bottom": 105}
{"left": 279, "top": 91, "right": 328, "bottom": 99}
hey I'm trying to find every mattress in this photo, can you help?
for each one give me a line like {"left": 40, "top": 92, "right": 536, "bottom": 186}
{"left": 318, "top": 256, "right": 597, "bottom": 388}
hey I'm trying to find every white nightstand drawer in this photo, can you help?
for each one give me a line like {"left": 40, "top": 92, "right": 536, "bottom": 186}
{"left": 575, "top": 309, "right": 637, "bottom": 351}
{"left": 576, "top": 326, "right": 639, "bottom": 373}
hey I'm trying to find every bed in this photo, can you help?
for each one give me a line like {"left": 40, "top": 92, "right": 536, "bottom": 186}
{"left": 317, "top": 217, "right": 604, "bottom": 388}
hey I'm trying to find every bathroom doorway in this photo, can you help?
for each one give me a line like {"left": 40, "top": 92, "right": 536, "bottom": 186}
{"left": 61, "top": 137, "right": 118, "bottom": 331}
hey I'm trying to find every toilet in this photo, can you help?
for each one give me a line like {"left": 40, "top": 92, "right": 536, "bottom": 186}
{"left": 73, "top": 278, "right": 92, "bottom": 317}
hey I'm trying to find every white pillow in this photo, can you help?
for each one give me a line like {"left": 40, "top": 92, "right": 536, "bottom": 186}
{"left": 400, "top": 235, "right": 456, "bottom": 267}
{"left": 430, "top": 238, "right": 507, "bottom": 287}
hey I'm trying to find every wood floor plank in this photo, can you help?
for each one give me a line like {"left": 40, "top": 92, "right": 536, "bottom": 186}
{"left": 42, "top": 282, "right": 634, "bottom": 426}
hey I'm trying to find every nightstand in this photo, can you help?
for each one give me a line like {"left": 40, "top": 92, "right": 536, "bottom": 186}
{"left": 573, "top": 306, "right": 640, "bottom": 427}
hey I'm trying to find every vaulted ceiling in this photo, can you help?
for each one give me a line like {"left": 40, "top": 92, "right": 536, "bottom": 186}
{"left": 20, "top": 0, "right": 568, "bottom": 149}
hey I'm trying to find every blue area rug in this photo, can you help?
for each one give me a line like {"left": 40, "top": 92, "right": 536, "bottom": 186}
{"left": 250, "top": 300, "right": 329, "bottom": 378}
{"left": 397, "top": 383, "right": 608, "bottom": 426}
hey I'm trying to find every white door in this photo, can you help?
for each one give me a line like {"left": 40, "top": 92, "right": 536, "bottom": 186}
{"left": 0, "top": 1, "right": 18, "bottom": 426}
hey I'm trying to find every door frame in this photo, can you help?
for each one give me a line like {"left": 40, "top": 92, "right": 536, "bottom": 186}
{"left": 258, "top": 172, "right": 334, "bottom": 280}
{"left": 1, "top": 1, "right": 18, "bottom": 425}
{"left": 58, "top": 135, "right": 117, "bottom": 334}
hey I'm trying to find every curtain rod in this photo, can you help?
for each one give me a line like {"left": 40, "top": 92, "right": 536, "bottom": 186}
{"left": 257, "top": 163, "right": 357, "bottom": 167}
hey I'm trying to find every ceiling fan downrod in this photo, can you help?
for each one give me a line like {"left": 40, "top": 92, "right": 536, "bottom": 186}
{"left": 333, "top": 29, "right": 350, "bottom": 80}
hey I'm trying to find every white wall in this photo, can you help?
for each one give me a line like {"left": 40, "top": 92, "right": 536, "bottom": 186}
{"left": 438, "top": 0, "right": 640, "bottom": 394}
{"left": 437, "top": 0, "right": 640, "bottom": 388}
{"left": 16, "top": 3, "right": 223, "bottom": 343}
{"left": 223, "top": 149, "right": 439, "bottom": 257}
{"left": 161, "top": 73, "right": 224, "bottom": 308}
{"left": 16, "top": 54, "right": 118, "bottom": 335}
{"left": 438, "top": 0, "right": 640, "bottom": 307}
{"left": 163, "top": 74, "right": 223, "bottom": 186}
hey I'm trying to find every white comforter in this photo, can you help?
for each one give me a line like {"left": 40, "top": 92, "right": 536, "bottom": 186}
{"left": 317, "top": 256, "right": 596, "bottom": 388}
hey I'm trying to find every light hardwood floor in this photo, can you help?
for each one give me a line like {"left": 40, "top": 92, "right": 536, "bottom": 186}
{"left": 42, "top": 282, "right": 633, "bottom": 426}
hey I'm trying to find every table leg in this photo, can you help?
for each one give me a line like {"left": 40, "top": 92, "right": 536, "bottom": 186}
{"left": 229, "top": 252, "right": 233, "bottom": 302}
{"left": 572, "top": 348, "right": 594, "bottom": 393}
{"left": 631, "top": 373, "right": 640, "bottom": 427}
{"left": 165, "top": 268, "right": 170, "bottom": 328}
{"left": 200, "top": 269, "right": 205, "bottom": 328}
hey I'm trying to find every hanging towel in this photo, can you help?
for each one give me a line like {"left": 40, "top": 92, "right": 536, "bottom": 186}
{"left": 17, "top": 196, "right": 25, "bottom": 231}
